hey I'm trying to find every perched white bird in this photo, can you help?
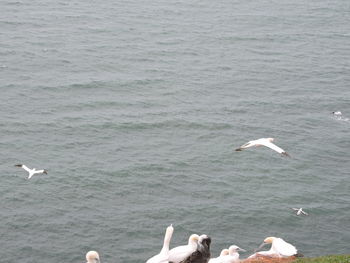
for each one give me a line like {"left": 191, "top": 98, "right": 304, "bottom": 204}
{"left": 248, "top": 237, "right": 298, "bottom": 258}
{"left": 180, "top": 234, "right": 211, "bottom": 263}
{"left": 208, "top": 249, "right": 229, "bottom": 263}
{"left": 86, "top": 251, "right": 100, "bottom": 263}
{"left": 168, "top": 234, "right": 199, "bottom": 263}
{"left": 15, "top": 164, "right": 48, "bottom": 179}
{"left": 293, "top": 208, "right": 309, "bottom": 216}
{"left": 225, "top": 245, "right": 246, "bottom": 263}
{"left": 235, "top": 138, "right": 290, "bottom": 157}
{"left": 146, "top": 224, "right": 174, "bottom": 263}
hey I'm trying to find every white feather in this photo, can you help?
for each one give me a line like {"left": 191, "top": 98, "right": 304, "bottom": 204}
{"left": 146, "top": 225, "right": 174, "bottom": 263}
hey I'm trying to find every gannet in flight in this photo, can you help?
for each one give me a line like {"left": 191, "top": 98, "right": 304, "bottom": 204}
{"left": 15, "top": 164, "right": 48, "bottom": 179}
{"left": 86, "top": 251, "right": 100, "bottom": 263}
{"left": 292, "top": 208, "right": 308, "bottom": 216}
{"left": 208, "top": 249, "right": 229, "bottom": 263}
{"left": 146, "top": 224, "right": 174, "bottom": 263}
{"left": 248, "top": 237, "right": 298, "bottom": 258}
{"left": 168, "top": 234, "right": 199, "bottom": 263}
{"left": 235, "top": 138, "right": 290, "bottom": 157}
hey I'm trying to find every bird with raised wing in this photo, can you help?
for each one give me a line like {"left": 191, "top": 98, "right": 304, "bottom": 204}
{"left": 292, "top": 208, "right": 308, "bottom": 216}
{"left": 15, "top": 164, "right": 48, "bottom": 179}
{"left": 235, "top": 138, "right": 290, "bottom": 157}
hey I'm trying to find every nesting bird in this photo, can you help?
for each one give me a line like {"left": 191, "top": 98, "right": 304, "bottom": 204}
{"left": 225, "top": 245, "right": 246, "bottom": 263}
{"left": 168, "top": 234, "right": 200, "bottom": 263}
{"left": 15, "top": 164, "right": 48, "bottom": 179}
{"left": 208, "top": 249, "right": 229, "bottom": 263}
{"left": 146, "top": 224, "right": 174, "bottom": 263}
{"left": 179, "top": 234, "right": 211, "bottom": 263}
{"left": 235, "top": 138, "right": 290, "bottom": 157}
{"left": 86, "top": 251, "right": 100, "bottom": 263}
{"left": 248, "top": 237, "right": 299, "bottom": 258}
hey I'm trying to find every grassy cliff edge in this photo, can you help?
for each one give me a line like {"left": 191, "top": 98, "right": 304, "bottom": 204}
{"left": 295, "top": 255, "right": 350, "bottom": 263}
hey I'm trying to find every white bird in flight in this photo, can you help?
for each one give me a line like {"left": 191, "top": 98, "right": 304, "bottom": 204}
{"left": 292, "top": 208, "right": 309, "bottom": 216}
{"left": 235, "top": 138, "right": 290, "bottom": 157}
{"left": 248, "top": 237, "right": 299, "bottom": 258}
{"left": 15, "top": 164, "right": 48, "bottom": 179}
{"left": 86, "top": 251, "right": 100, "bottom": 263}
{"left": 146, "top": 224, "right": 174, "bottom": 263}
{"left": 168, "top": 233, "right": 199, "bottom": 263}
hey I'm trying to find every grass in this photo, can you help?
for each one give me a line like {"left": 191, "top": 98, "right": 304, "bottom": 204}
{"left": 242, "top": 255, "right": 350, "bottom": 263}
{"left": 295, "top": 255, "right": 350, "bottom": 263}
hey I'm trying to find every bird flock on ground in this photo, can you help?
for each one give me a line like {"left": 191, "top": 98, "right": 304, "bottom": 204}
{"left": 14, "top": 111, "right": 345, "bottom": 263}
{"left": 142, "top": 224, "right": 302, "bottom": 263}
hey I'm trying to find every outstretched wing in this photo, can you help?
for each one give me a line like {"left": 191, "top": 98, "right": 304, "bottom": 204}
{"left": 21, "top": 165, "right": 32, "bottom": 173}
{"left": 235, "top": 140, "right": 257, "bottom": 151}
{"left": 301, "top": 210, "right": 309, "bottom": 216}
{"left": 34, "top": 169, "right": 47, "bottom": 175}
{"left": 261, "top": 141, "right": 290, "bottom": 156}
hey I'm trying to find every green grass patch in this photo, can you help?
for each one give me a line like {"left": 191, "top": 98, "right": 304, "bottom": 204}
{"left": 295, "top": 255, "right": 350, "bottom": 263}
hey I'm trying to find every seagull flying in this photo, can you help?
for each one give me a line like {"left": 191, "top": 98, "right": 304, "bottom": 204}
{"left": 292, "top": 208, "right": 308, "bottom": 216}
{"left": 15, "top": 164, "right": 47, "bottom": 179}
{"left": 235, "top": 138, "right": 290, "bottom": 157}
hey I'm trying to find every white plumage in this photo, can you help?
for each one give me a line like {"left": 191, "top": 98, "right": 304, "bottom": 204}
{"left": 235, "top": 138, "right": 290, "bottom": 157}
{"left": 225, "top": 245, "right": 245, "bottom": 263}
{"left": 146, "top": 224, "right": 174, "bottom": 263}
{"left": 168, "top": 234, "right": 199, "bottom": 263}
{"left": 86, "top": 251, "right": 100, "bottom": 263}
{"left": 15, "top": 164, "right": 48, "bottom": 179}
{"left": 293, "top": 208, "right": 309, "bottom": 216}
{"left": 248, "top": 237, "right": 297, "bottom": 258}
{"left": 208, "top": 249, "right": 229, "bottom": 263}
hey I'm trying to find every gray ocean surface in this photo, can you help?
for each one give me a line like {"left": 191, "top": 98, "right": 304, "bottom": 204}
{"left": 1, "top": 0, "right": 349, "bottom": 262}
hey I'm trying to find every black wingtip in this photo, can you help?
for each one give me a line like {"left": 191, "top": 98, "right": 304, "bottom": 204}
{"left": 282, "top": 152, "right": 291, "bottom": 157}
{"left": 294, "top": 253, "right": 304, "bottom": 258}
{"left": 14, "top": 164, "right": 22, "bottom": 167}
{"left": 235, "top": 148, "right": 242, "bottom": 151}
